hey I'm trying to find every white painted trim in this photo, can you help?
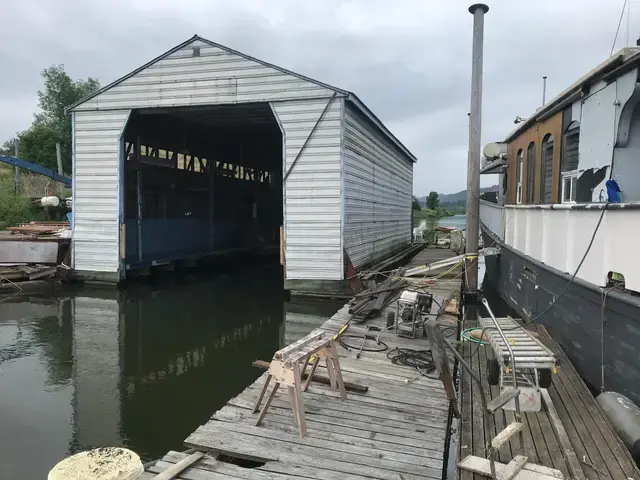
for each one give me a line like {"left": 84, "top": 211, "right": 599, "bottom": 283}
{"left": 117, "top": 110, "right": 132, "bottom": 280}
{"left": 71, "top": 112, "right": 76, "bottom": 268}
{"left": 339, "top": 97, "right": 345, "bottom": 278}
{"left": 269, "top": 101, "right": 287, "bottom": 278}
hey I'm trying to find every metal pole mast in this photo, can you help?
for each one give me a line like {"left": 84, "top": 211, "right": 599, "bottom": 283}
{"left": 465, "top": 3, "right": 489, "bottom": 297}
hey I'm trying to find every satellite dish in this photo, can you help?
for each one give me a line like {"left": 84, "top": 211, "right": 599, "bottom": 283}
{"left": 483, "top": 142, "right": 502, "bottom": 160}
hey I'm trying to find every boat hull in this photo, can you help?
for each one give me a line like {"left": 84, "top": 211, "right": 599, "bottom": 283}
{"left": 481, "top": 226, "right": 640, "bottom": 406}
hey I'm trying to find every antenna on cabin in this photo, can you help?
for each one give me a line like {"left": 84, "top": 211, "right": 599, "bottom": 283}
{"left": 542, "top": 76, "right": 548, "bottom": 105}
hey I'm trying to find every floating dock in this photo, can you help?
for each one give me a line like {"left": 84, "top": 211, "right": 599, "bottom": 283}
{"left": 142, "top": 246, "right": 640, "bottom": 480}
{"left": 458, "top": 318, "right": 640, "bottom": 479}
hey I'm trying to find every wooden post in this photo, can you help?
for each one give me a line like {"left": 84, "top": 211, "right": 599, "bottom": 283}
{"left": 279, "top": 225, "right": 285, "bottom": 266}
{"left": 425, "top": 319, "right": 461, "bottom": 417}
{"left": 136, "top": 136, "right": 143, "bottom": 262}
{"left": 465, "top": 3, "right": 489, "bottom": 296}
{"left": 208, "top": 158, "right": 215, "bottom": 253}
{"left": 56, "top": 142, "right": 63, "bottom": 175}
{"left": 14, "top": 138, "right": 20, "bottom": 194}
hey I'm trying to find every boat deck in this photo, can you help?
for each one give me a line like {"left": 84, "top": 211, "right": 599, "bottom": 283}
{"left": 458, "top": 318, "right": 640, "bottom": 479}
{"left": 142, "top": 246, "right": 462, "bottom": 480}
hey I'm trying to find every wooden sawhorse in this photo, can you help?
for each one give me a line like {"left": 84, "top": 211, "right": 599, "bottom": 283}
{"left": 252, "top": 331, "right": 346, "bottom": 437}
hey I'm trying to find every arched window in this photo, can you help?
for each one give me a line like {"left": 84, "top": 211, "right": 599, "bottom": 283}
{"left": 516, "top": 149, "right": 523, "bottom": 204}
{"left": 561, "top": 121, "right": 580, "bottom": 202}
{"left": 526, "top": 142, "right": 536, "bottom": 203}
{"left": 540, "top": 134, "right": 554, "bottom": 203}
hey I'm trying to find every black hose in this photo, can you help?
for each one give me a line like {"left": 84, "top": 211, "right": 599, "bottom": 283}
{"left": 386, "top": 347, "right": 437, "bottom": 377}
{"left": 338, "top": 334, "right": 388, "bottom": 352}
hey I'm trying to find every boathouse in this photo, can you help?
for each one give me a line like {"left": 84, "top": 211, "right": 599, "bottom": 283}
{"left": 67, "top": 35, "right": 416, "bottom": 291}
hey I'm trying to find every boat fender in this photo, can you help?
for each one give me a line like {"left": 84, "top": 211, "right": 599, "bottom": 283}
{"left": 596, "top": 391, "right": 640, "bottom": 463}
{"left": 41, "top": 196, "right": 60, "bottom": 207}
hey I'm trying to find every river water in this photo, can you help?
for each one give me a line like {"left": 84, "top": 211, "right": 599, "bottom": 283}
{"left": 0, "top": 263, "right": 342, "bottom": 478}
{"left": 0, "top": 218, "right": 463, "bottom": 478}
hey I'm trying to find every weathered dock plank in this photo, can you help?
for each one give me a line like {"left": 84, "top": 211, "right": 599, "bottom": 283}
{"left": 149, "top": 246, "right": 463, "bottom": 480}
{"left": 458, "top": 318, "right": 640, "bottom": 480}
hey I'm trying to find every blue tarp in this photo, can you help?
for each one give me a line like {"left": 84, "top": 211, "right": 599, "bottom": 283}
{"left": 606, "top": 179, "right": 621, "bottom": 203}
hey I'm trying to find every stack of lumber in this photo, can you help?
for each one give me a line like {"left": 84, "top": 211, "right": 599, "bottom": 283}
{"left": 7, "top": 221, "right": 69, "bottom": 237}
{"left": 346, "top": 273, "right": 407, "bottom": 321}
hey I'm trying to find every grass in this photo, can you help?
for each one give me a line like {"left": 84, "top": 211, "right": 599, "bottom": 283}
{"left": 0, "top": 164, "right": 70, "bottom": 198}
{"left": 0, "top": 165, "right": 67, "bottom": 229}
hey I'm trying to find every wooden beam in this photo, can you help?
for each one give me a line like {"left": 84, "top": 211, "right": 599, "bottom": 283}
{"left": 151, "top": 452, "right": 203, "bottom": 480}
{"left": 425, "top": 319, "right": 460, "bottom": 417}
{"left": 541, "top": 389, "right": 586, "bottom": 480}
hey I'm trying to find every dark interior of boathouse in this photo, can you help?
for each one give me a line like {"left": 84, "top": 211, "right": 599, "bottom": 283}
{"left": 121, "top": 103, "right": 283, "bottom": 269}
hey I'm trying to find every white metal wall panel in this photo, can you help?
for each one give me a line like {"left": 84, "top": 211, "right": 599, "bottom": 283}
{"left": 74, "top": 40, "right": 332, "bottom": 112}
{"left": 272, "top": 98, "right": 343, "bottom": 280}
{"left": 612, "top": 106, "right": 640, "bottom": 200}
{"left": 342, "top": 102, "right": 413, "bottom": 269}
{"left": 502, "top": 205, "right": 640, "bottom": 290}
{"left": 73, "top": 110, "right": 129, "bottom": 272}
{"left": 479, "top": 200, "right": 505, "bottom": 240}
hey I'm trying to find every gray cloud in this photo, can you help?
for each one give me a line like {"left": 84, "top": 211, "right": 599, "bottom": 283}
{"left": 0, "top": 0, "right": 629, "bottom": 193}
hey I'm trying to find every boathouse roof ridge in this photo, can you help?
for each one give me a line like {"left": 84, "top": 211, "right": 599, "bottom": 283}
{"left": 67, "top": 34, "right": 417, "bottom": 162}
{"left": 504, "top": 46, "right": 640, "bottom": 143}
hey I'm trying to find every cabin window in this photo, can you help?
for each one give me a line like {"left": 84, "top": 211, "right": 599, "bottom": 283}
{"left": 540, "top": 134, "right": 554, "bottom": 203}
{"left": 516, "top": 149, "right": 523, "bottom": 204}
{"left": 526, "top": 142, "right": 536, "bottom": 203}
{"left": 562, "top": 170, "right": 578, "bottom": 203}
{"left": 562, "top": 121, "right": 580, "bottom": 172}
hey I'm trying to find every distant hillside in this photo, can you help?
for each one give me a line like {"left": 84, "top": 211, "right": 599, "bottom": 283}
{"left": 418, "top": 185, "right": 498, "bottom": 205}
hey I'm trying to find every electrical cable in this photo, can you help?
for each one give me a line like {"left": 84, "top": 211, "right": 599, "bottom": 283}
{"left": 338, "top": 334, "right": 388, "bottom": 353}
{"left": 461, "top": 327, "right": 489, "bottom": 344}
{"left": 611, "top": 0, "right": 629, "bottom": 56}
{"left": 387, "top": 347, "right": 437, "bottom": 378}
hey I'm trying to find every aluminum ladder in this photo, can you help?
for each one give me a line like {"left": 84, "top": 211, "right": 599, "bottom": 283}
{"left": 445, "top": 299, "right": 529, "bottom": 480}
{"left": 479, "top": 306, "right": 556, "bottom": 413}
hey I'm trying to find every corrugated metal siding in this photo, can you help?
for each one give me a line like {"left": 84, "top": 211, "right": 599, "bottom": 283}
{"left": 272, "top": 97, "right": 343, "bottom": 280}
{"left": 342, "top": 102, "right": 413, "bottom": 269}
{"left": 73, "top": 110, "right": 129, "bottom": 272}
{"left": 73, "top": 40, "right": 332, "bottom": 112}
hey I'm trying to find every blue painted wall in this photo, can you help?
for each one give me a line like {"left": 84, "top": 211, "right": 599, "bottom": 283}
{"left": 126, "top": 218, "right": 209, "bottom": 261}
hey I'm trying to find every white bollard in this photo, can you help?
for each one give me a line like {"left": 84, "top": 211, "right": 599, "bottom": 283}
{"left": 48, "top": 447, "right": 143, "bottom": 480}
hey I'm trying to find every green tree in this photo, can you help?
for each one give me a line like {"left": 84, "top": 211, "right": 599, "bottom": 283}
{"left": 17, "top": 124, "right": 62, "bottom": 170}
{"left": 412, "top": 195, "right": 422, "bottom": 210}
{"left": 426, "top": 191, "right": 440, "bottom": 209}
{"left": 0, "top": 138, "right": 17, "bottom": 156}
{"left": 0, "top": 66, "right": 100, "bottom": 172}
{"left": 34, "top": 65, "right": 100, "bottom": 173}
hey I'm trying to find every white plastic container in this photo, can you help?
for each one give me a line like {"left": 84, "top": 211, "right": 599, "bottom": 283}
{"left": 40, "top": 196, "right": 60, "bottom": 207}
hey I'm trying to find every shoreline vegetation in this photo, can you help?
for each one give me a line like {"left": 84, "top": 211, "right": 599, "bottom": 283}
{"left": 412, "top": 192, "right": 465, "bottom": 222}
{"left": 413, "top": 205, "right": 465, "bottom": 219}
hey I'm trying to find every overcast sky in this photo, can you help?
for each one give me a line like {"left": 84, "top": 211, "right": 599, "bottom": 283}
{"left": 0, "top": 0, "right": 633, "bottom": 195}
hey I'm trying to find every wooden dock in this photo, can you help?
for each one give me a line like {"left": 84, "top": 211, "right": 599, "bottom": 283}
{"left": 458, "top": 318, "right": 640, "bottom": 479}
{"left": 141, "top": 244, "right": 639, "bottom": 480}
{"left": 143, "top": 246, "right": 463, "bottom": 480}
